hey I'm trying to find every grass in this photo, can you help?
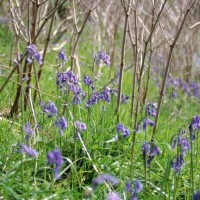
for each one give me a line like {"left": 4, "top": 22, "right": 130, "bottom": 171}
{"left": 1, "top": 26, "right": 200, "bottom": 200}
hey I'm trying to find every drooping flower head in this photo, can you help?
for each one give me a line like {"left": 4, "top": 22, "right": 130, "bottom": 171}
{"left": 146, "top": 103, "right": 157, "bottom": 117}
{"left": 189, "top": 115, "right": 200, "bottom": 133}
{"left": 116, "top": 123, "right": 130, "bottom": 139}
{"left": 193, "top": 190, "right": 200, "bottom": 200}
{"left": 20, "top": 144, "right": 38, "bottom": 157}
{"left": 58, "top": 50, "right": 67, "bottom": 63}
{"left": 75, "top": 121, "right": 87, "bottom": 132}
{"left": 126, "top": 180, "right": 143, "bottom": 200}
{"left": 40, "top": 101, "right": 57, "bottom": 117}
{"left": 143, "top": 118, "right": 155, "bottom": 131}
{"left": 92, "top": 174, "right": 119, "bottom": 190}
{"left": 23, "top": 122, "right": 34, "bottom": 140}
{"left": 47, "top": 149, "right": 64, "bottom": 179}
{"left": 170, "top": 130, "right": 190, "bottom": 173}
{"left": 142, "top": 142, "right": 161, "bottom": 166}
{"left": 27, "top": 44, "right": 42, "bottom": 65}
{"left": 106, "top": 192, "right": 121, "bottom": 200}
{"left": 84, "top": 75, "right": 92, "bottom": 86}
{"left": 96, "top": 50, "right": 110, "bottom": 66}
{"left": 55, "top": 116, "right": 68, "bottom": 136}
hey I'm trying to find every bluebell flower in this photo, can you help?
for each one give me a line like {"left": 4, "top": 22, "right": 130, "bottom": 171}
{"left": 116, "top": 123, "right": 130, "bottom": 138}
{"left": 99, "top": 88, "right": 110, "bottom": 103}
{"left": 27, "top": 44, "right": 42, "bottom": 65}
{"left": 126, "top": 180, "right": 143, "bottom": 200}
{"left": 96, "top": 50, "right": 110, "bottom": 66}
{"left": 56, "top": 70, "right": 79, "bottom": 89}
{"left": 142, "top": 142, "right": 151, "bottom": 157}
{"left": 86, "top": 93, "right": 99, "bottom": 109}
{"left": 171, "top": 131, "right": 190, "bottom": 173}
{"left": 40, "top": 101, "right": 57, "bottom": 117}
{"left": 84, "top": 75, "right": 92, "bottom": 86}
{"left": 47, "top": 149, "right": 64, "bottom": 179}
{"left": 55, "top": 116, "right": 68, "bottom": 136}
{"left": 171, "top": 154, "right": 185, "bottom": 173}
{"left": 106, "top": 192, "right": 121, "bottom": 200}
{"left": 126, "top": 181, "right": 132, "bottom": 193}
{"left": 75, "top": 121, "right": 87, "bottom": 132}
{"left": 92, "top": 174, "right": 119, "bottom": 190}
{"left": 20, "top": 144, "right": 38, "bottom": 157}
{"left": 121, "top": 94, "right": 129, "bottom": 104}
{"left": 143, "top": 118, "right": 155, "bottom": 130}
{"left": 142, "top": 142, "right": 161, "bottom": 166}
{"left": 193, "top": 190, "right": 200, "bottom": 200}
{"left": 189, "top": 115, "right": 200, "bottom": 132}
{"left": 23, "top": 122, "right": 33, "bottom": 140}
{"left": 73, "top": 95, "right": 81, "bottom": 105}
{"left": 58, "top": 50, "right": 67, "bottom": 63}
{"left": 146, "top": 103, "right": 157, "bottom": 117}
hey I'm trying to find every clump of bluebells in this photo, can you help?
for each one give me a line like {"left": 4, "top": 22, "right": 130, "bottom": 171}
{"left": 47, "top": 149, "right": 64, "bottom": 179}
{"left": 142, "top": 142, "right": 161, "bottom": 166}
{"left": 85, "top": 87, "right": 129, "bottom": 109}
{"left": 56, "top": 70, "right": 85, "bottom": 104}
{"left": 171, "top": 130, "right": 190, "bottom": 173}
{"left": 126, "top": 180, "right": 143, "bottom": 200}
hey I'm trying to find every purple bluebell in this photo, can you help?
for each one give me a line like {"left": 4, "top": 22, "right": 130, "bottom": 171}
{"left": 171, "top": 154, "right": 185, "bottom": 173}
{"left": 27, "top": 44, "right": 42, "bottom": 65}
{"left": 58, "top": 50, "right": 67, "bottom": 63}
{"left": 73, "top": 95, "right": 81, "bottom": 105}
{"left": 75, "top": 121, "right": 87, "bottom": 132}
{"left": 20, "top": 144, "right": 38, "bottom": 157}
{"left": 171, "top": 92, "right": 178, "bottom": 98}
{"left": 96, "top": 50, "right": 110, "bottom": 66}
{"left": 47, "top": 149, "right": 64, "bottom": 179}
{"left": 193, "top": 190, "right": 200, "bottom": 200}
{"left": 126, "top": 180, "right": 143, "bottom": 200}
{"left": 189, "top": 115, "right": 200, "bottom": 132}
{"left": 126, "top": 181, "right": 132, "bottom": 193}
{"left": 55, "top": 116, "right": 68, "bottom": 136}
{"left": 121, "top": 94, "right": 129, "bottom": 104}
{"left": 143, "top": 118, "right": 155, "bottom": 130}
{"left": 190, "top": 82, "right": 199, "bottom": 98}
{"left": 92, "top": 174, "right": 119, "bottom": 190}
{"left": 142, "top": 142, "right": 161, "bottom": 166}
{"left": 147, "top": 145, "right": 161, "bottom": 165}
{"left": 56, "top": 70, "right": 79, "bottom": 89}
{"left": 110, "top": 88, "right": 118, "bottom": 95}
{"left": 86, "top": 93, "right": 99, "bottom": 109}
{"left": 99, "top": 88, "right": 110, "bottom": 103}
{"left": 116, "top": 123, "right": 130, "bottom": 138}
{"left": 106, "top": 192, "right": 120, "bottom": 200}
{"left": 146, "top": 103, "right": 157, "bottom": 117}
{"left": 84, "top": 75, "right": 92, "bottom": 86}
{"left": 134, "top": 180, "right": 143, "bottom": 193}
{"left": 40, "top": 101, "right": 57, "bottom": 117}
{"left": 23, "top": 122, "right": 33, "bottom": 140}
{"left": 142, "top": 142, "right": 151, "bottom": 157}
